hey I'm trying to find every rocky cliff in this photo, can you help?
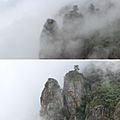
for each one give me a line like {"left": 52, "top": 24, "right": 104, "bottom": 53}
{"left": 40, "top": 78, "right": 63, "bottom": 120}
{"left": 40, "top": 65, "right": 120, "bottom": 120}
{"left": 63, "top": 69, "right": 86, "bottom": 120}
{"left": 39, "top": 0, "right": 120, "bottom": 59}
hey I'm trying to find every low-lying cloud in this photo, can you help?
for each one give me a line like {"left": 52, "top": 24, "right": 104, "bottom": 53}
{"left": 39, "top": 0, "right": 120, "bottom": 59}
{"left": 0, "top": 0, "right": 75, "bottom": 58}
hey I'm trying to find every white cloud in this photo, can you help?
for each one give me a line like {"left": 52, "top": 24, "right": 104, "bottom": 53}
{"left": 0, "top": 0, "right": 76, "bottom": 58}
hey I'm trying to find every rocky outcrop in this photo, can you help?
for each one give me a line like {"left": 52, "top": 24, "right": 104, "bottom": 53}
{"left": 40, "top": 66, "right": 86, "bottom": 120}
{"left": 39, "top": 19, "right": 63, "bottom": 59}
{"left": 40, "top": 65, "right": 120, "bottom": 120}
{"left": 39, "top": 1, "right": 120, "bottom": 59}
{"left": 40, "top": 78, "right": 63, "bottom": 120}
{"left": 63, "top": 69, "right": 85, "bottom": 119}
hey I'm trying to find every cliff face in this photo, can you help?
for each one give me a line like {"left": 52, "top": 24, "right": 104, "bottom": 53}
{"left": 63, "top": 70, "right": 85, "bottom": 120}
{"left": 40, "top": 67, "right": 86, "bottom": 120}
{"left": 40, "top": 66, "right": 120, "bottom": 120}
{"left": 39, "top": 0, "right": 120, "bottom": 59}
{"left": 40, "top": 78, "right": 63, "bottom": 120}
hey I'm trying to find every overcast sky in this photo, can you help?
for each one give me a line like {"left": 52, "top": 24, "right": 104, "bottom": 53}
{"left": 0, "top": 0, "right": 81, "bottom": 58}
{"left": 0, "top": 60, "right": 90, "bottom": 120}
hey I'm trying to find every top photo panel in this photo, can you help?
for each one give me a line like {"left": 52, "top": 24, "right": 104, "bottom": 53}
{"left": 1, "top": 0, "right": 120, "bottom": 59}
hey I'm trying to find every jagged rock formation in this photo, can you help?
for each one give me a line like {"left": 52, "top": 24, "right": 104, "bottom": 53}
{"left": 63, "top": 68, "right": 86, "bottom": 120}
{"left": 39, "top": 19, "right": 63, "bottom": 59}
{"left": 39, "top": 0, "right": 120, "bottom": 59}
{"left": 40, "top": 65, "right": 120, "bottom": 120}
{"left": 40, "top": 65, "right": 86, "bottom": 120}
{"left": 40, "top": 78, "right": 63, "bottom": 120}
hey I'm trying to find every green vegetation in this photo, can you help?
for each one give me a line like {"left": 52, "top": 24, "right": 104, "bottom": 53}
{"left": 76, "top": 70, "right": 120, "bottom": 119}
{"left": 85, "top": 71, "right": 120, "bottom": 119}
{"left": 89, "top": 80, "right": 120, "bottom": 111}
{"left": 114, "top": 101, "right": 120, "bottom": 120}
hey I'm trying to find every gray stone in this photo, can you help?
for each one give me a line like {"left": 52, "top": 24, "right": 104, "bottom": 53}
{"left": 63, "top": 70, "right": 85, "bottom": 119}
{"left": 40, "top": 78, "right": 63, "bottom": 120}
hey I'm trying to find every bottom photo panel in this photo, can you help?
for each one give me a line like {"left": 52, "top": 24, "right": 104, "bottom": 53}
{"left": 0, "top": 60, "right": 120, "bottom": 120}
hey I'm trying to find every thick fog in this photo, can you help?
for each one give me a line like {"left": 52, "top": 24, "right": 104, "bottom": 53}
{"left": 1, "top": 0, "right": 120, "bottom": 58}
{"left": 0, "top": 0, "right": 77, "bottom": 58}
{"left": 0, "top": 60, "right": 88, "bottom": 120}
{"left": 39, "top": 0, "right": 120, "bottom": 59}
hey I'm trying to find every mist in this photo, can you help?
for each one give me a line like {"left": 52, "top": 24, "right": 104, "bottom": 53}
{"left": 39, "top": 0, "right": 120, "bottom": 59}
{"left": 0, "top": 60, "right": 88, "bottom": 120}
{"left": 0, "top": 60, "right": 120, "bottom": 120}
{"left": 0, "top": 0, "right": 76, "bottom": 58}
